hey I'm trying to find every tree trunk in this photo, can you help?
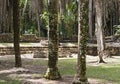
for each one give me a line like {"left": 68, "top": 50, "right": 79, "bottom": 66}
{"left": 89, "top": 0, "right": 93, "bottom": 38}
{"left": 36, "top": 11, "right": 41, "bottom": 37}
{"left": 13, "top": 0, "right": 22, "bottom": 67}
{"left": 0, "top": 0, "right": 2, "bottom": 33}
{"left": 2, "top": 0, "right": 6, "bottom": 33}
{"left": 8, "top": 0, "right": 13, "bottom": 33}
{"left": 32, "top": 0, "right": 44, "bottom": 37}
{"left": 95, "top": 0, "right": 105, "bottom": 63}
{"left": 44, "top": 0, "right": 61, "bottom": 80}
{"left": 59, "top": 0, "right": 66, "bottom": 40}
{"left": 22, "top": 0, "right": 28, "bottom": 16}
{"left": 73, "top": 0, "right": 88, "bottom": 84}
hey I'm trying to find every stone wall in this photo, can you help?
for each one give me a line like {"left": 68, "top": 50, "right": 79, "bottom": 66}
{"left": 20, "top": 34, "right": 39, "bottom": 42}
{"left": 0, "top": 46, "right": 119, "bottom": 57}
{"left": 0, "top": 33, "right": 13, "bottom": 42}
{"left": 0, "top": 34, "right": 40, "bottom": 42}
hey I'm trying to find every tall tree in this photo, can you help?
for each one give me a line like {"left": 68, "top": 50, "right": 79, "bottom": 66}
{"left": 13, "top": 0, "right": 22, "bottom": 67}
{"left": 8, "top": 0, "right": 13, "bottom": 33}
{"left": 35, "top": 0, "right": 43, "bottom": 37}
{"left": 59, "top": 0, "right": 66, "bottom": 39}
{"left": 89, "top": 0, "right": 93, "bottom": 38}
{"left": 30, "top": 0, "right": 43, "bottom": 37}
{"left": 0, "top": 0, "right": 13, "bottom": 34}
{"left": 95, "top": 0, "right": 105, "bottom": 63}
{"left": 44, "top": 0, "right": 61, "bottom": 80}
{"left": 73, "top": 0, "right": 89, "bottom": 84}
{"left": 0, "top": 0, "right": 2, "bottom": 33}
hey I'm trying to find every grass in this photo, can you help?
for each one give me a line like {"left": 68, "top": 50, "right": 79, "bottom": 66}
{"left": 57, "top": 59, "right": 120, "bottom": 84}
{"left": 0, "top": 80, "right": 21, "bottom": 84}
{"left": 22, "top": 58, "right": 120, "bottom": 83}
{"left": 58, "top": 59, "right": 77, "bottom": 75}
{"left": 0, "top": 57, "right": 120, "bottom": 83}
{"left": 87, "top": 64, "right": 120, "bottom": 84}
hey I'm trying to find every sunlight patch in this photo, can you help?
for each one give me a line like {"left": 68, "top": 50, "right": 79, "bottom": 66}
{"left": 0, "top": 68, "right": 29, "bottom": 74}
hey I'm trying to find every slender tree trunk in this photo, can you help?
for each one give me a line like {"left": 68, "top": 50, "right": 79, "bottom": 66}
{"left": 44, "top": 0, "right": 61, "bottom": 80}
{"left": 0, "top": 0, "right": 5, "bottom": 33}
{"left": 95, "top": 0, "right": 105, "bottom": 63}
{"left": 0, "top": 0, "right": 2, "bottom": 33}
{"left": 114, "top": 0, "right": 119, "bottom": 25}
{"left": 59, "top": 0, "right": 66, "bottom": 40}
{"left": 2, "top": 0, "right": 6, "bottom": 33}
{"left": 36, "top": 11, "right": 41, "bottom": 37}
{"left": 6, "top": 0, "right": 9, "bottom": 33}
{"left": 34, "top": 0, "right": 43, "bottom": 37}
{"left": 8, "top": 0, "right": 13, "bottom": 33}
{"left": 22, "top": 0, "right": 28, "bottom": 16}
{"left": 38, "top": 0, "right": 43, "bottom": 37}
{"left": 13, "top": 0, "right": 22, "bottom": 67}
{"left": 89, "top": 0, "right": 93, "bottom": 38}
{"left": 73, "top": 0, "right": 89, "bottom": 84}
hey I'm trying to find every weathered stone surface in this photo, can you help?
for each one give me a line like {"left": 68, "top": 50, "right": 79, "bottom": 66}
{"left": 20, "top": 34, "right": 39, "bottom": 42}
{"left": 0, "top": 33, "right": 41, "bottom": 42}
{"left": 0, "top": 33, "right": 13, "bottom": 42}
{"left": 33, "top": 51, "right": 47, "bottom": 58}
{"left": 0, "top": 45, "right": 119, "bottom": 57}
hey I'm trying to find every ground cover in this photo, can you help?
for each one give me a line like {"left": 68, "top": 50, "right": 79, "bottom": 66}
{"left": 0, "top": 55, "right": 120, "bottom": 84}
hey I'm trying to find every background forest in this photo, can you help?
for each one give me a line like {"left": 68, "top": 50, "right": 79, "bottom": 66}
{"left": 0, "top": 0, "right": 120, "bottom": 41}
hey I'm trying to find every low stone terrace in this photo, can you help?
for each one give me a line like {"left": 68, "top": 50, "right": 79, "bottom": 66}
{"left": 0, "top": 43, "right": 119, "bottom": 57}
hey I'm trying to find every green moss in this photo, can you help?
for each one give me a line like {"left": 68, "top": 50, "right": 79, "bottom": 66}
{"left": 44, "top": 67, "right": 61, "bottom": 80}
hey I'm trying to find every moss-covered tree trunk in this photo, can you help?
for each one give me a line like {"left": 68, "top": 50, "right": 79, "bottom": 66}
{"left": 44, "top": 0, "right": 61, "bottom": 80}
{"left": 73, "top": 0, "right": 89, "bottom": 84}
{"left": 13, "top": 0, "right": 22, "bottom": 67}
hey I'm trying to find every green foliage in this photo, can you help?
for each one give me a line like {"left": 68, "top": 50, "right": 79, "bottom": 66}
{"left": 60, "top": 0, "right": 78, "bottom": 38}
{"left": 41, "top": 11, "right": 49, "bottom": 29}
{"left": 19, "top": 0, "right": 79, "bottom": 38}
{"left": 114, "top": 25, "right": 120, "bottom": 35}
{"left": 20, "top": 0, "right": 24, "bottom": 7}
{"left": 20, "top": 0, "right": 38, "bottom": 35}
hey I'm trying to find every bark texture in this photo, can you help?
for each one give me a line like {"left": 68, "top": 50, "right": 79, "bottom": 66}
{"left": 13, "top": 0, "right": 22, "bottom": 67}
{"left": 73, "top": 0, "right": 89, "bottom": 84}
{"left": 95, "top": 0, "right": 105, "bottom": 63}
{"left": 44, "top": 0, "right": 61, "bottom": 80}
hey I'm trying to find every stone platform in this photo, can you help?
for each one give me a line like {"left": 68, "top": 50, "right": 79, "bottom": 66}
{"left": 0, "top": 43, "right": 119, "bottom": 57}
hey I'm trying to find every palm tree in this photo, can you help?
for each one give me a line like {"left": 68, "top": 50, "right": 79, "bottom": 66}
{"left": 13, "top": 0, "right": 22, "bottom": 67}
{"left": 73, "top": 0, "right": 89, "bottom": 84}
{"left": 44, "top": 0, "right": 61, "bottom": 80}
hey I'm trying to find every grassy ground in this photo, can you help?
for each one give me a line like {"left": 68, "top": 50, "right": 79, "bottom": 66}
{"left": 59, "top": 58, "right": 120, "bottom": 84}
{"left": 0, "top": 56, "right": 120, "bottom": 84}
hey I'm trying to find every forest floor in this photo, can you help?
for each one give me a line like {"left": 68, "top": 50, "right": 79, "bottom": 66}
{"left": 0, "top": 54, "right": 120, "bottom": 84}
